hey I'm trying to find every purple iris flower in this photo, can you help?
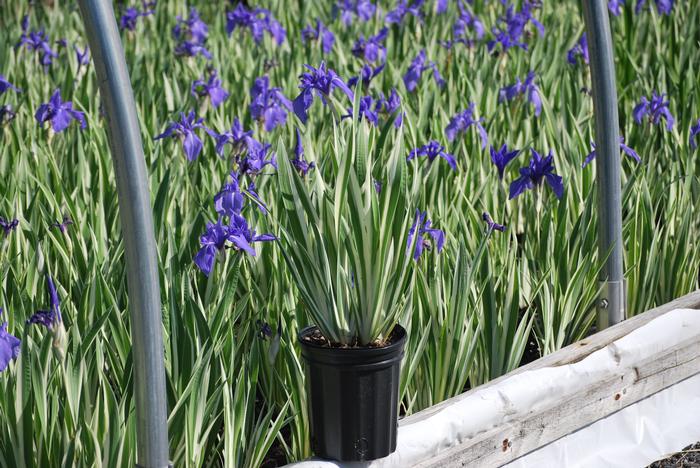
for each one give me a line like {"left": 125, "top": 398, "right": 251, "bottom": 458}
{"left": 608, "top": 0, "right": 625, "bottom": 15}
{"left": 488, "top": 27, "right": 526, "bottom": 52}
{"left": 335, "top": 0, "right": 377, "bottom": 26}
{"left": 482, "top": 212, "right": 506, "bottom": 232}
{"left": 446, "top": 103, "right": 488, "bottom": 149}
{"left": 193, "top": 219, "right": 232, "bottom": 276}
{"left": 407, "top": 141, "right": 457, "bottom": 170}
{"left": 690, "top": 119, "right": 700, "bottom": 151}
{"left": 386, "top": 0, "right": 425, "bottom": 25}
{"left": 406, "top": 210, "right": 445, "bottom": 261}
{"left": 226, "top": 4, "right": 286, "bottom": 45}
{"left": 436, "top": 0, "right": 448, "bottom": 14}
{"left": 449, "top": 1, "right": 485, "bottom": 46}
{"left": 35, "top": 89, "right": 87, "bottom": 133}
{"left": 214, "top": 172, "right": 244, "bottom": 217}
{"left": 509, "top": 148, "right": 564, "bottom": 200}
{"left": 301, "top": 19, "right": 335, "bottom": 54}
{"left": 256, "top": 319, "right": 275, "bottom": 340}
{"left": 490, "top": 144, "right": 520, "bottom": 179}
{"left": 403, "top": 49, "right": 445, "bottom": 92}
{"left": 487, "top": 1, "right": 544, "bottom": 53}
{"left": 0, "top": 75, "right": 21, "bottom": 95}
{"left": 238, "top": 141, "right": 276, "bottom": 177}
{"left": 74, "top": 45, "right": 90, "bottom": 68}
{"left": 499, "top": 71, "right": 542, "bottom": 116}
{"left": 27, "top": 275, "right": 63, "bottom": 330}
{"left": 194, "top": 217, "right": 275, "bottom": 275}
{"left": 31, "top": 310, "right": 55, "bottom": 332}
{"left": 635, "top": 0, "right": 674, "bottom": 15}
{"left": 191, "top": 70, "right": 229, "bottom": 108}
{"left": 225, "top": 4, "right": 259, "bottom": 40}
{"left": 0, "top": 217, "right": 19, "bottom": 237}
{"left": 633, "top": 92, "right": 674, "bottom": 130}
{"left": 0, "top": 309, "right": 21, "bottom": 373}
{"left": 567, "top": 33, "right": 589, "bottom": 65}
{"left": 293, "top": 62, "right": 354, "bottom": 124}
{"left": 209, "top": 118, "right": 257, "bottom": 157}
{"left": 250, "top": 76, "right": 293, "bottom": 132}
{"left": 174, "top": 41, "right": 212, "bottom": 59}
{"left": 173, "top": 7, "right": 207, "bottom": 43}
{"left": 258, "top": 7, "right": 286, "bottom": 45}
{"left": 154, "top": 111, "right": 208, "bottom": 161}
{"left": 173, "top": 8, "right": 212, "bottom": 59}
{"left": 119, "top": 2, "right": 155, "bottom": 31}
{"left": 51, "top": 215, "right": 73, "bottom": 234}
{"left": 348, "top": 63, "right": 385, "bottom": 89}
{"left": 229, "top": 214, "right": 276, "bottom": 254}
{"left": 16, "top": 16, "right": 59, "bottom": 72}
{"left": 352, "top": 27, "right": 388, "bottom": 63}
{"left": 291, "top": 128, "right": 316, "bottom": 176}
{"left": 120, "top": 7, "right": 144, "bottom": 31}
{"left": 374, "top": 89, "right": 404, "bottom": 127}
{"left": 343, "top": 95, "right": 379, "bottom": 126}
{"left": 582, "top": 137, "right": 640, "bottom": 168}
{"left": 455, "top": 1, "right": 484, "bottom": 39}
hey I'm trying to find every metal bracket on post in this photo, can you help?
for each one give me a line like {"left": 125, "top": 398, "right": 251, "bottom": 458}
{"left": 582, "top": 0, "right": 626, "bottom": 329}
{"left": 597, "top": 280, "right": 626, "bottom": 330}
{"left": 76, "top": 1, "right": 171, "bottom": 467}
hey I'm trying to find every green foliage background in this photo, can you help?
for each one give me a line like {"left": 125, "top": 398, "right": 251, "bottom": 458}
{"left": 0, "top": 0, "right": 698, "bottom": 466}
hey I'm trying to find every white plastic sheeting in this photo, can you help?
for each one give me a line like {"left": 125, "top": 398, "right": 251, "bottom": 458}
{"left": 285, "top": 308, "right": 700, "bottom": 468}
{"left": 506, "top": 372, "right": 700, "bottom": 468}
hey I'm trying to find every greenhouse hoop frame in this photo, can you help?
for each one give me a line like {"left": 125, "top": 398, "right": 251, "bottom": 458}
{"left": 77, "top": 1, "right": 171, "bottom": 467}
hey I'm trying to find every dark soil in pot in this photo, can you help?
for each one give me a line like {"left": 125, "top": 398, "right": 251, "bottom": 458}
{"left": 261, "top": 438, "right": 288, "bottom": 468}
{"left": 298, "top": 325, "right": 407, "bottom": 462}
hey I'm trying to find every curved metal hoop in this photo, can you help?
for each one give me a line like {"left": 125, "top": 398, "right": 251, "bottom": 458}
{"left": 582, "top": 0, "right": 626, "bottom": 329}
{"left": 77, "top": 1, "right": 170, "bottom": 466}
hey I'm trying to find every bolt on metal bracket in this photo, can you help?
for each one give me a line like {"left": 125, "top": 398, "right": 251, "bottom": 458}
{"left": 597, "top": 280, "right": 626, "bottom": 330}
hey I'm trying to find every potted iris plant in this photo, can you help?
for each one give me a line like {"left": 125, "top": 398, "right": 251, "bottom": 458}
{"left": 277, "top": 115, "right": 416, "bottom": 461}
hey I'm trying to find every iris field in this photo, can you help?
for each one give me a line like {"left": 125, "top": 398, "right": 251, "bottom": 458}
{"left": 0, "top": 0, "right": 699, "bottom": 466}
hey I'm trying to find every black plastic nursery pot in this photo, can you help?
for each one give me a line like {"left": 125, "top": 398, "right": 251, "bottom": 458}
{"left": 298, "top": 325, "right": 407, "bottom": 462}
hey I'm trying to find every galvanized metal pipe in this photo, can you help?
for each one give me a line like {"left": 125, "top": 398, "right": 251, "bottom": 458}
{"left": 582, "top": 0, "right": 626, "bottom": 328}
{"left": 76, "top": 1, "right": 171, "bottom": 466}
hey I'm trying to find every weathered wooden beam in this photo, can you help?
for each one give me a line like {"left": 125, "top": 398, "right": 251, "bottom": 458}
{"left": 416, "top": 320, "right": 700, "bottom": 467}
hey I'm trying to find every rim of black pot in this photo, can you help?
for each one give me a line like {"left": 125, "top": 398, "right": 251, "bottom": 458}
{"left": 297, "top": 324, "right": 407, "bottom": 367}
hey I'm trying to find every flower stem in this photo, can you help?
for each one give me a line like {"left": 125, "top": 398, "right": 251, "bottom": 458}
{"left": 204, "top": 255, "right": 218, "bottom": 308}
